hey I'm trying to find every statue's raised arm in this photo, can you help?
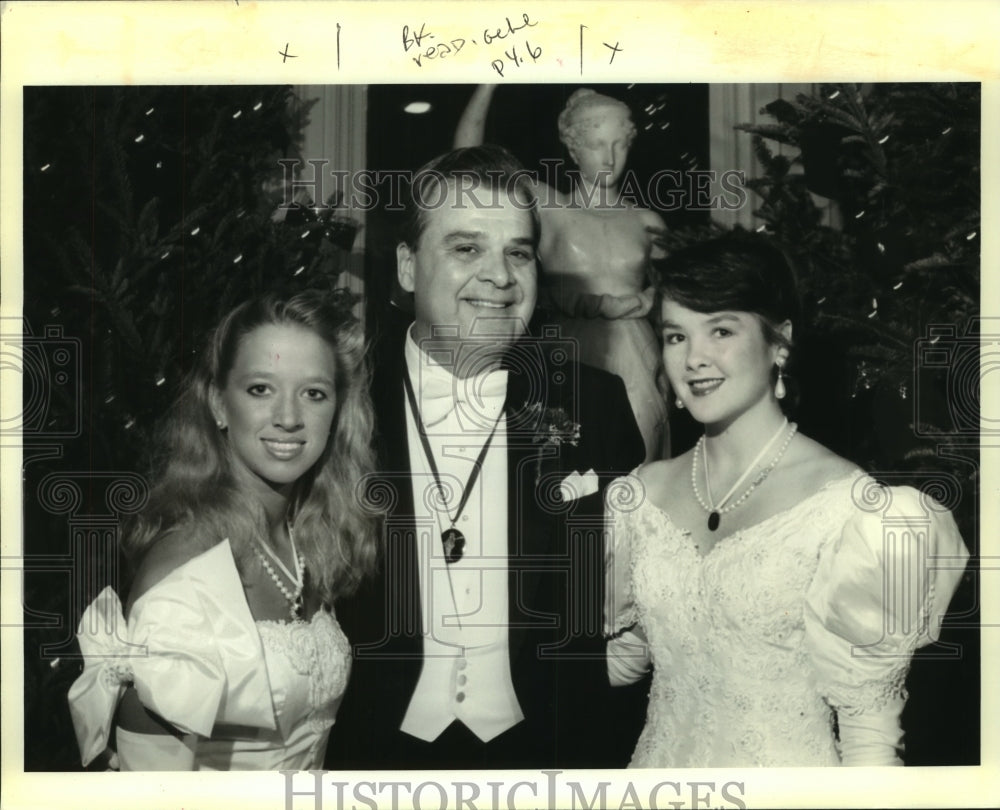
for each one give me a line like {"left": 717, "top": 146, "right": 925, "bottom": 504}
{"left": 453, "top": 84, "right": 497, "bottom": 149}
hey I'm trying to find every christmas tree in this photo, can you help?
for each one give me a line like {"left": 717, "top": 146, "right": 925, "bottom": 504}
{"left": 735, "top": 82, "right": 979, "bottom": 473}
{"left": 736, "top": 82, "right": 980, "bottom": 765}
{"left": 23, "top": 85, "right": 360, "bottom": 468}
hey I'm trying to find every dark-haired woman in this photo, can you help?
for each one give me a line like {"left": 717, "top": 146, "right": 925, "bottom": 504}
{"left": 605, "top": 234, "right": 968, "bottom": 766}
{"left": 69, "top": 290, "right": 379, "bottom": 770}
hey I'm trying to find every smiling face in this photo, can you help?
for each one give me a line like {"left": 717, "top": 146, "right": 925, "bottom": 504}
{"left": 210, "top": 323, "right": 338, "bottom": 502}
{"left": 661, "top": 298, "right": 790, "bottom": 431}
{"left": 397, "top": 181, "right": 538, "bottom": 352}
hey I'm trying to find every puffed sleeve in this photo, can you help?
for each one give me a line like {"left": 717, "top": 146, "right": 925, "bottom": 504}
{"left": 804, "top": 483, "right": 969, "bottom": 765}
{"left": 67, "top": 540, "right": 275, "bottom": 767}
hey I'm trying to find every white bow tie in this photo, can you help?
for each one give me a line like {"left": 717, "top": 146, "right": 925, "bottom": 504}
{"left": 416, "top": 368, "right": 508, "bottom": 428}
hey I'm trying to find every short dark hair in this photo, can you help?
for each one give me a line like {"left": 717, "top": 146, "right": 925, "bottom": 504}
{"left": 399, "top": 144, "right": 538, "bottom": 249}
{"left": 653, "top": 232, "right": 800, "bottom": 348}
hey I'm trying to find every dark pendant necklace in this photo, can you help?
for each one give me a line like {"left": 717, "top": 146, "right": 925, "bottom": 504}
{"left": 442, "top": 527, "right": 464, "bottom": 564}
{"left": 403, "top": 369, "right": 500, "bottom": 564}
{"left": 692, "top": 419, "right": 795, "bottom": 533}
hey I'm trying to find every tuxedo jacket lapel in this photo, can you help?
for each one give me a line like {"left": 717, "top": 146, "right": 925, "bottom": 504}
{"left": 503, "top": 347, "right": 558, "bottom": 668}
{"left": 370, "top": 339, "right": 423, "bottom": 661}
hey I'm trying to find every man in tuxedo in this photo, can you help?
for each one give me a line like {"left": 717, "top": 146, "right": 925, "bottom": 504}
{"left": 329, "top": 145, "right": 646, "bottom": 769}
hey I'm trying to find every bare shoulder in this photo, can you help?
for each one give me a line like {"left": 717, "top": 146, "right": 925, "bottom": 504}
{"left": 636, "top": 451, "right": 691, "bottom": 497}
{"left": 781, "top": 432, "right": 859, "bottom": 494}
{"left": 126, "top": 530, "right": 214, "bottom": 613}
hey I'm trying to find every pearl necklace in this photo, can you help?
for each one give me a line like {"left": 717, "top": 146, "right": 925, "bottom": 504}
{"left": 252, "top": 522, "right": 306, "bottom": 620}
{"left": 692, "top": 418, "right": 798, "bottom": 531}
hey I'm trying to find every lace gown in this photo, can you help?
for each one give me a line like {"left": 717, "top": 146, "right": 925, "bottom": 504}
{"left": 605, "top": 473, "right": 968, "bottom": 767}
{"left": 69, "top": 540, "right": 351, "bottom": 770}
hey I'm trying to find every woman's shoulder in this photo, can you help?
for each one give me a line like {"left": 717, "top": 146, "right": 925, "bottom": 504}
{"left": 635, "top": 451, "right": 692, "bottom": 494}
{"left": 773, "top": 432, "right": 964, "bottom": 546}
{"left": 780, "top": 433, "right": 860, "bottom": 495}
{"left": 127, "top": 531, "right": 228, "bottom": 613}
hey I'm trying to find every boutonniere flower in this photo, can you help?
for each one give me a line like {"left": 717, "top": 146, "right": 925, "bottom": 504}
{"left": 523, "top": 402, "right": 581, "bottom": 483}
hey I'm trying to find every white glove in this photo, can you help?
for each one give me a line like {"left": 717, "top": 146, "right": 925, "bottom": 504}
{"left": 607, "top": 628, "right": 651, "bottom": 686}
{"left": 837, "top": 696, "right": 905, "bottom": 766}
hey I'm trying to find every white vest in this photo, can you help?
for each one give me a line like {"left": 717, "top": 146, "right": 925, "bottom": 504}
{"left": 399, "top": 330, "right": 524, "bottom": 743}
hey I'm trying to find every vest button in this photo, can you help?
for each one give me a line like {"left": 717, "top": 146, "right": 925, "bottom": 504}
{"left": 456, "top": 692, "right": 466, "bottom": 703}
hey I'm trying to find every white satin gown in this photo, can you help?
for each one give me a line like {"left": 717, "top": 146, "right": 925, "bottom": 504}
{"left": 68, "top": 540, "right": 351, "bottom": 770}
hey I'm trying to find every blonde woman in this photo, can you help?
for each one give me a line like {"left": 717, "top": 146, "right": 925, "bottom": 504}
{"left": 69, "top": 290, "right": 379, "bottom": 770}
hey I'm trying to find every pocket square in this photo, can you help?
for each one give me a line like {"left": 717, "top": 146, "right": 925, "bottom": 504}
{"left": 559, "top": 468, "right": 599, "bottom": 502}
